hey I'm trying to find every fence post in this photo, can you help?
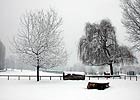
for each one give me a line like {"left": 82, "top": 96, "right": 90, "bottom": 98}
{"left": 130, "top": 76, "right": 131, "bottom": 80}
{"left": 50, "top": 76, "right": 51, "bottom": 80}
{"left": 124, "top": 76, "right": 126, "bottom": 80}
{"left": 8, "top": 76, "right": 9, "bottom": 80}
{"left": 113, "top": 76, "right": 114, "bottom": 79}
{"left": 29, "top": 76, "right": 31, "bottom": 80}
{"left": 89, "top": 76, "right": 90, "bottom": 80}
{"left": 136, "top": 76, "right": 137, "bottom": 81}
{"left": 40, "top": 76, "right": 41, "bottom": 80}
{"left": 18, "top": 76, "right": 20, "bottom": 80}
{"left": 60, "top": 76, "right": 61, "bottom": 80}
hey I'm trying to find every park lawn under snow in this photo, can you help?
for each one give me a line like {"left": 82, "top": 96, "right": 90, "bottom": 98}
{"left": 0, "top": 70, "right": 140, "bottom": 100}
{"left": 0, "top": 69, "right": 62, "bottom": 76}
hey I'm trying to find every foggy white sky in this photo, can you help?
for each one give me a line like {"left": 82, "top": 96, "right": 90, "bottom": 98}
{"left": 0, "top": 0, "right": 134, "bottom": 66}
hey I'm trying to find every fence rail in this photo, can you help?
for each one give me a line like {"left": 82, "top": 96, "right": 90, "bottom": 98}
{"left": 0, "top": 75, "right": 63, "bottom": 80}
{"left": 0, "top": 75, "right": 138, "bottom": 81}
{"left": 86, "top": 75, "right": 121, "bottom": 80}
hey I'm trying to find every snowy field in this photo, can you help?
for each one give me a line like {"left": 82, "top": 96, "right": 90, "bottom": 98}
{"left": 0, "top": 69, "right": 62, "bottom": 76}
{"left": 0, "top": 70, "right": 140, "bottom": 100}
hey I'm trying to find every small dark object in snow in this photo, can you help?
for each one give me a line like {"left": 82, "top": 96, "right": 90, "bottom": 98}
{"left": 87, "top": 82, "right": 109, "bottom": 90}
{"left": 127, "top": 71, "right": 136, "bottom": 75}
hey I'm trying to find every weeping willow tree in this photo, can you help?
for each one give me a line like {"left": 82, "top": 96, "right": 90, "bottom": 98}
{"left": 78, "top": 19, "right": 137, "bottom": 75}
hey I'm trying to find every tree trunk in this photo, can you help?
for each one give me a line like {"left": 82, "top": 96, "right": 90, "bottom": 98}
{"left": 37, "top": 65, "right": 39, "bottom": 81}
{"left": 109, "top": 63, "right": 113, "bottom": 75}
{"left": 37, "top": 55, "right": 40, "bottom": 82}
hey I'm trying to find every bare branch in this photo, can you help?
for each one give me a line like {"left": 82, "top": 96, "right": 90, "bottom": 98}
{"left": 121, "top": 0, "right": 140, "bottom": 51}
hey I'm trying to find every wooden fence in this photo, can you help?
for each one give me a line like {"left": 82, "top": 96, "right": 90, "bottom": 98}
{"left": 0, "top": 75, "right": 63, "bottom": 80}
{"left": 0, "top": 75, "right": 138, "bottom": 81}
{"left": 86, "top": 75, "right": 138, "bottom": 81}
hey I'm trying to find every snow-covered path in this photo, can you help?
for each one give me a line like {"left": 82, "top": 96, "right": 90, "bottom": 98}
{"left": 0, "top": 78, "right": 140, "bottom": 100}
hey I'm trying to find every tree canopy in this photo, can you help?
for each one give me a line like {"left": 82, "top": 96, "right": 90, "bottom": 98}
{"left": 79, "top": 19, "right": 117, "bottom": 65}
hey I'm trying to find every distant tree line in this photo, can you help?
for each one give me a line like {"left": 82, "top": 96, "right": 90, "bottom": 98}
{"left": 0, "top": 40, "right": 5, "bottom": 70}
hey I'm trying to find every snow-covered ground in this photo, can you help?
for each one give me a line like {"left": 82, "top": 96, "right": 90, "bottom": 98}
{"left": 0, "top": 70, "right": 140, "bottom": 100}
{"left": 0, "top": 69, "right": 62, "bottom": 76}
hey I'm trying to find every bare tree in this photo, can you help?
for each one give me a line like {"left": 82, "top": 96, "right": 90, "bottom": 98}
{"left": 13, "top": 9, "right": 67, "bottom": 81}
{"left": 121, "top": 0, "right": 140, "bottom": 50}
{"left": 79, "top": 19, "right": 136, "bottom": 75}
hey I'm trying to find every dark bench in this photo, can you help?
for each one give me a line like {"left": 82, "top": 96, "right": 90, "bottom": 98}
{"left": 63, "top": 71, "right": 85, "bottom": 80}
